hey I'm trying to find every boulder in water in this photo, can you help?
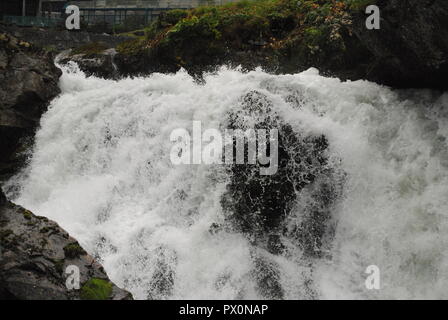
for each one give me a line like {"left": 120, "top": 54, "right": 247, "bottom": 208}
{"left": 222, "top": 91, "right": 343, "bottom": 258}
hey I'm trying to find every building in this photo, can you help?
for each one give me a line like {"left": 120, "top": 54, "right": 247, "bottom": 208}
{"left": 42, "top": 0, "right": 68, "bottom": 14}
{"left": 1, "top": 0, "right": 68, "bottom": 26}
{"left": 66, "top": 0, "right": 236, "bottom": 26}
{"left": 1, "top": 0, "right": 39, "bottom": 17}
{"left": 0, "top": 0, "right": 67, "bottom": 17}
{"left": 67, "top": 0, "right": 228, "bottom": 9}
{"left": 1, "top": 0, "right": 237, "bottom": 28}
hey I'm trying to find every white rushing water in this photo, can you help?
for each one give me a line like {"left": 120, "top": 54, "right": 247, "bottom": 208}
{"left": 6, "top": 63, "right": 448, "bottom": 299}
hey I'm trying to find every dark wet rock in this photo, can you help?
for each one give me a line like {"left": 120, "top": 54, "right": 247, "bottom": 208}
{"left": 221, "top": 91, "right": 341, "bottom": 258}
{"left": 0, "top": 189, "right": 132, "bottom": 300}
{"left": 59, "top": 48, "right": 120, "bottom": 79}
{"left": 220, "top": 90, "right": 343, "bottom": 298}
{"left": 0, "top": 31, "right": 61, "bottom": 181}
{"left": 0, "top": 24, "right": 132, "bottom": 53}
{"left": 350, "top": 0, "right": 448, "bottom": 89}
{"left": 251, "top": 253, "right": 283, "bottom": 300}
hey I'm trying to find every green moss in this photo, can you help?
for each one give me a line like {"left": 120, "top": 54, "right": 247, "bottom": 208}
{"left": 37, "top": 216, "right": 49, "bottom": 223}
{"left": 72, "top": 42, "right": 108, "bottom": 55}
{"left": 80, "top": 278, "right": 113, "bottom": 300}
{"left": 116, "top": 38, "right": 147, "bottom": 56}
{"left": 40, "top": 225, "right": 58, "bottom": 235}
{"left": 40, "top": 226, "right": 50, "bottom": 233}
{"left": 0, "top": 229, "right": 13, "bottom": 240}
{"left": 23, "top": 209, "right": 33, "bottom": 220}
{"left": 0, "top": 229, "right": 21, "bottom": 249}
{"left": 43, "top": 45, "right": 57, "bottom": 53}
{"left": 63, "top": 242, "right": 87, "bottom": 258}
{"left": 162, "top": 9, "right": 189, "bottom": 26}
{"left": 52, "top": 259, "right": 65, "bottom": 274}
{"left": 117, "top": 29, "right": 146, "bottom": 38}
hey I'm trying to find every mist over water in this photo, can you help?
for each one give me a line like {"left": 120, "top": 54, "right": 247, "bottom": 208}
{"left": 6, "top": 63, "right": 448, "bottom": 299}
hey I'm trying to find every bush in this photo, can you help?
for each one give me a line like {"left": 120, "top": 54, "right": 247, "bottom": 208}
{"left": 162, "top": 9, "right": 189, "bottom": 26}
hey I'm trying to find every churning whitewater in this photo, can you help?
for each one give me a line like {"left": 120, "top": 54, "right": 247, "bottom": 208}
{"left": 6, "top": 62, "right": 448, "bottom": 299}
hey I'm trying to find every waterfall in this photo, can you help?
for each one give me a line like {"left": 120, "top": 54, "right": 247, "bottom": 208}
{"left": 6, "top": 62, "right": 448, "bottom": 299}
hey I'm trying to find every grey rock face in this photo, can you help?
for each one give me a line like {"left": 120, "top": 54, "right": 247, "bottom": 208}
{"left": 0, "top": 189, "right": 132, "bottom": 300}
{"left": 0, "top": 31, "right": 132, "bottom": 300}
{"left": 351, "top": 0, "right": 448, "bottom": 89}
{"left": 0, "top": 31, "right": 62, "bottom": 181}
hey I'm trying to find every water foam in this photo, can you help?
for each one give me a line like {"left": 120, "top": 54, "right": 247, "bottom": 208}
{"left": 6, "top": 63, "right": 448, "bottom": 299}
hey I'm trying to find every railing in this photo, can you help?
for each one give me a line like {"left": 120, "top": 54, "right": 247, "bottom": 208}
{"left": 79, "top": 7, "right": 190, "bottom": 25}
{"left": 2, "top": 8, "right": 189, "bottom": 29}
{"left": 2, "top": 15, "right": 63, "bottom": 27}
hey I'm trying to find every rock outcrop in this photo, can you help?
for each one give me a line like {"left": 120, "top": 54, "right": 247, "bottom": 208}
{"left": 0, "top": 31, "right": 132, "bottom": 300}
{"left": 350, "top": 0, "right": 448, "bottom": 89}
{"left": 0, "top": 31, "right": 61, "bottom": 181}
{"left": 0, "top": 24, "right": 132, "bottom": 53}
{"left": 65, "top": 0, "right": 448, "bottom": 90}
{"left": 220, "top": 91, "right": 344, "bottom": 299}
{"left": 58, "top": 46, "right": 120, "bottom": 80}
{"left": 0, "top": 189, "right": 132, "bottom": 300}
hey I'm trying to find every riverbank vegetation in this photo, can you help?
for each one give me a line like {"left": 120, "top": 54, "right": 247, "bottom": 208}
{"left": 112, "top": 0, "right": 374, "bottom": 76}
{"left": 69, "top": 0, "right": 447, "bottom": 89}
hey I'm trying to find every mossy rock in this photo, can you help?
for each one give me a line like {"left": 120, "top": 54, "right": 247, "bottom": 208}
{"left": 0, "top": 229, "right": 13, "bottom": 241}
{"left": 52, "top": 258, "right": 65, "bottom": 275}
{"left": 22, "top": 209, "right": 33, "bottom": 220}
{"left": 0, "top": 229, "right": 21, "bottom": 249}
{"left": 39, "top": 226, "right": 50, "bottom": 233}
{"left": 116, "top": 0, "right": 362, "bottom": 71}
{"left": 80, "top": 278, "right": 113, "bottom": 300}
{"left": 63, "top": 242, "right": 87, "bottom": 258}
{"left": 72, "top": 42, "right": 108, "bottom": 56}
